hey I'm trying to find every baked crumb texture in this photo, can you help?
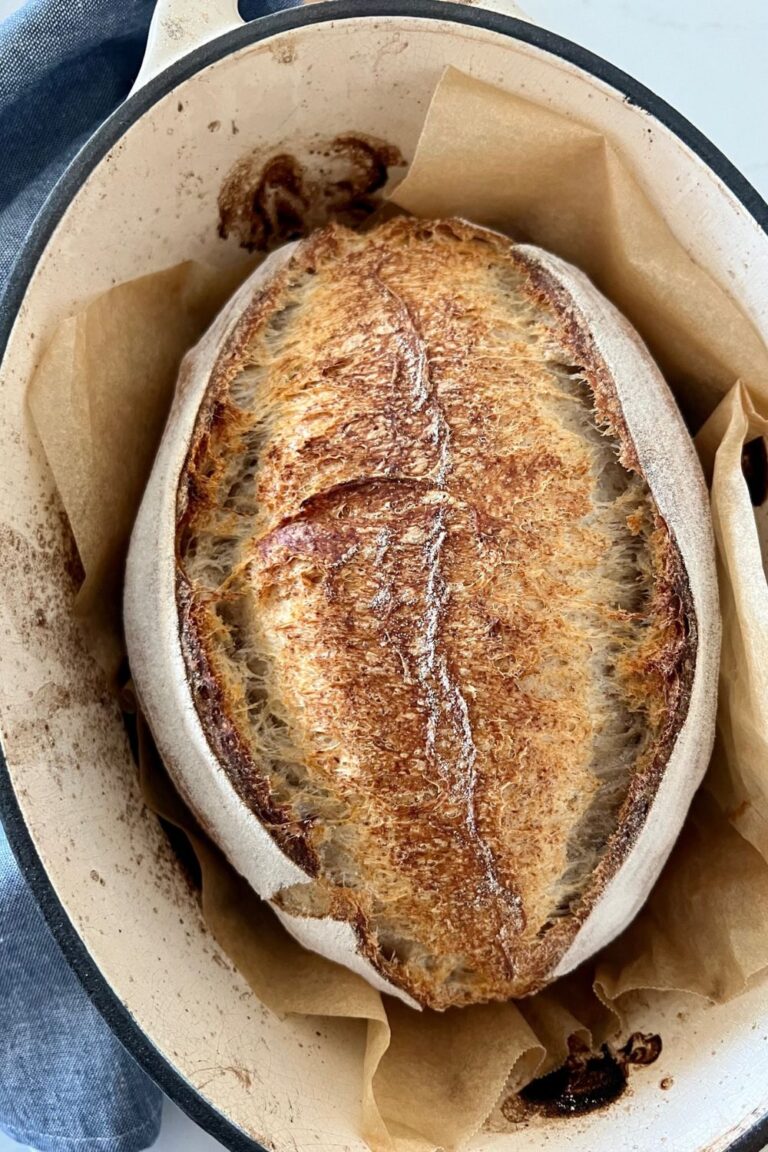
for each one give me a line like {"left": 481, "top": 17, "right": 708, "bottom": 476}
{"left": 176, "top": 218, "right": 694, "bottom": 1008}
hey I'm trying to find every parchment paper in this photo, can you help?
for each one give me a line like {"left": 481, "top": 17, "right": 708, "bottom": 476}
{"left": 27, "top": 65, "right": 768, "bottom": 1152}
{"left": 389, "top": 68, "right": 768, "bottom": 429}
{"left": 28, "top": 260, "right": 250, "bottom": 684}
{"left": 695, "top": 384, "right": 768, "bottom": 863}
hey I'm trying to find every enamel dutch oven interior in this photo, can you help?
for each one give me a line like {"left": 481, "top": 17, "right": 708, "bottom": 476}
{"left": 0, "top": 3, "right": 767, "bottom": 1150}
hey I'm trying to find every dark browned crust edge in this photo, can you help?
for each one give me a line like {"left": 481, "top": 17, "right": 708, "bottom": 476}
{"left": 175, "top": 244, "right": 332, "bottom": 880}
{"left": 173, "top": 218, "right": 698, "bottom": 1007}
{"left": 176, "top": 575, "right": 320, "bottom": 877}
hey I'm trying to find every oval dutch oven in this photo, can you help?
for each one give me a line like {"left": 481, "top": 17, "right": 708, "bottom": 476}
{"left": 0, "top": 2, "right": 766, "bottom": 1150}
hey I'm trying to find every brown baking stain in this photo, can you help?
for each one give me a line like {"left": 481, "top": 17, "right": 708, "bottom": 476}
{"left": 516, "top": 1032, "right": 662, "bottom": 1118}
{"left": 499, "top": 1093, "right": 529, "bottom": 1125}
{"left": 660, "top": 1076, "right": 674, "bottom": 1090}
{"left": 270, "top": 37, "right": 297, "bottom": 64}
{"left": 193, "top": 1064, "right": 253, "bottom": 1092}
{"left": 742, "top": 436, "right": 768, "bottom": 506}
{"left": 0, "top": 515, "right": 200, "bottom": 929}
{"left": 620, "top": 1030, "right": 663, "bottom": 1066}
{"left": 729, "top": 799, "right": 752, "bottom": 822}
{"left": 217, "top": 133, "right": 406, "bottom": 252}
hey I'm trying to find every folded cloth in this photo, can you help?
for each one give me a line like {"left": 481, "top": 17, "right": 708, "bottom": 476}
{"left": 0, "top": 828, "right": 163, "bottom": 1152}
{"left": 0, "top": 0, "right": 297, "bottom": 1149}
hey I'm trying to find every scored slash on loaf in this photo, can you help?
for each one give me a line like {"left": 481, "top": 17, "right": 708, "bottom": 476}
{"left": 125, "top": 217, "right": 719, "bottom": 1010}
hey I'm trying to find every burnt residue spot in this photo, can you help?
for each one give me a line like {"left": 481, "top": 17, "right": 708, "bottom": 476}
{"left": 619, "top": 1030, "right": 663, "bottom": 1067}
{"left": 208, "top": 120, "right": 222, "bottom": 133}
{"left": 217, "top": 132, "right": 406, "bottom": 253}
{"left": 517, "top": 1032, "right": 662, "bottom": 1118}
{"left": 247, "top": 154, "right": 307, "bottom": 248}
{"left": 520, "top": 1044, "right": 627, "bottom": 1117}
{"left": 742, "top": 436, "right": 768, "bottom": 506}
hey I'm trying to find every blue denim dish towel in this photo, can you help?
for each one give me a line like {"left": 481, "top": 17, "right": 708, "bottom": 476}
{"left": 0, "top": 0, "right": 297, "bottom": 1149}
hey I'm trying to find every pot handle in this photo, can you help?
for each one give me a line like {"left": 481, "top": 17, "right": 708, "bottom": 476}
{"left": 130, "top": 0, "right": 529, "bottom": 94}
{"left": 130, "top": 0, "right": 242, "bottom": 93}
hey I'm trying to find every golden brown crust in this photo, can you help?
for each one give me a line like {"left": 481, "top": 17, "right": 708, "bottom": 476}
{"left": 175, "top": 218, "right": 695, "bottom": 1007}
{"left": 506, "top": 250, "right": 698, "bottom": 966}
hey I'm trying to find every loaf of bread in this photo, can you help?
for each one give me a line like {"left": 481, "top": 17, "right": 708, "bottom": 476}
{"left": 125, "top": 218, "right": 719, "bottom": 1009}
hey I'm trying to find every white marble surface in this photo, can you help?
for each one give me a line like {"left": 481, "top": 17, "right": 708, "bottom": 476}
{"left": 528, "top": 0, "right": 768, "bottom": 199}
{"left": 0, "top": 1, "right": 766, "bottom": 1150}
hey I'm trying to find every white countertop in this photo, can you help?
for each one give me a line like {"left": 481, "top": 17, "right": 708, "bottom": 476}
{"left": 0, "top": 1, "right": 765, "bottom": 1150}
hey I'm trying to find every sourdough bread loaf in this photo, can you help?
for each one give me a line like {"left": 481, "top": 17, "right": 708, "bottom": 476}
{"left": 125, "top": 218, "right": 719, "bottom": 1009}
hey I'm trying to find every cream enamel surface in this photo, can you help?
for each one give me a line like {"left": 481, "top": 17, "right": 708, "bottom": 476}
{"left": 0, "top": 11, "right": 765, "bottom": 1152}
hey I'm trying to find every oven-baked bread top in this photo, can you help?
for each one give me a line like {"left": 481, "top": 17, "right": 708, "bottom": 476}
{"left": 126, "top": 217, "right": 718, "bottom": 1009}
